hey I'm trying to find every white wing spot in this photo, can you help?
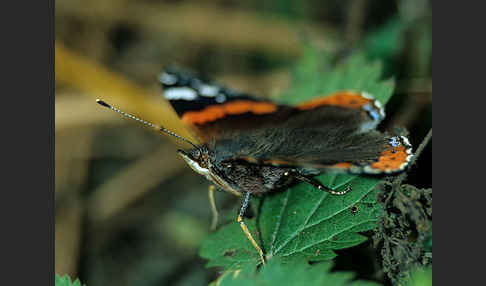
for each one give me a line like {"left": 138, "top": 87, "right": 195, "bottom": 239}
{"left": 164, "top": 87, "right": 198, "bottom": 100}
{"left": 362, "top": 91, "right": 374, "bottom": 99}
{"left": 199, "top": 84, "right": 219, "bottom": 97}
{"left": 400, "top": 136, "right": 411, "bottom": 147}
{"left": 159, "top": 73, "right": 177, "bottom": 85}
{"left": 363, "top": 104, "right": 381, "bottom": 121}
{"left": 215, "top": 94, "right": 226, "bottom": 103}
{"left": 388, "top": 137, "right": 401, "bottom": 147}
{"left": 363, "top": 166, "right": 381, "bottom": 174}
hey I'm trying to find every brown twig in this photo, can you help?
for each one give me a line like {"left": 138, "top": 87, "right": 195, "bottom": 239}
{"left": 56, "top": 1, "right": 339, "bottom": 57}
{"left": 55, "top": 42, "right": 199, "bottom": 146}
{"left": 344, "top": 0, "right": 369, "bottom": 45}
{"left": 87, "top": 145, "right": 187, "bottom": 222}
{"left": 408, "top": 129, "right": 432, "bottom": 169}
{"left": 55, "top": 197, "right": 83, "bottom": 277}
{"left": 55, "top": 94, "right": 121, "bottom": 132}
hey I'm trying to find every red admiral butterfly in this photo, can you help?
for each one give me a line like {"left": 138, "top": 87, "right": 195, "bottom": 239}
{"left": 97, "top": 67, "right": 413, "bottom": 264}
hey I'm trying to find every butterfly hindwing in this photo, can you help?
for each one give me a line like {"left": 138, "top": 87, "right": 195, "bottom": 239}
{"left": 208, "top": 91, "right": 410, "bottom": 175}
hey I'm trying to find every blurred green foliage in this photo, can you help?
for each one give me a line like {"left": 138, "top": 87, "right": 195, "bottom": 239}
{"left": 55, "top": 274, "right": 84, "bottom": 286}
{"left": 280, "top": 50, "right": 395, "bottom": 105}
{"left": 211, "top": 257, "right": 381, "bottom": 286}
{"left": 405, "top": 267, "right": 432, "bottom": 286}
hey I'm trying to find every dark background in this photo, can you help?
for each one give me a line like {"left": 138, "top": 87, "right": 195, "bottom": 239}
{"left": 55, "top": 1, "right": 432, "bottom": 285}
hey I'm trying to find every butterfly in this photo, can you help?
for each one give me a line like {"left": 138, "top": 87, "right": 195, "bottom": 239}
{"left": 97, "top": 67, "right": 413, "bottom": 264}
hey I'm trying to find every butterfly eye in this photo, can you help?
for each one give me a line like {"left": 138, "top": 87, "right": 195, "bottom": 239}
{"left": 192, "top": 149, "right": 201, "bottom": 159}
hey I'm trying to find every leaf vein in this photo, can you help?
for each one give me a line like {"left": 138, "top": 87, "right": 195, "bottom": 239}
{"left": 270, "top": 189, "right": 290, "bottom": 254}
{"left": 281, "top": 218, "right": 377, "bottom": 256}
{"left": 273, "top": 181, "right": 374, "bottom": 255}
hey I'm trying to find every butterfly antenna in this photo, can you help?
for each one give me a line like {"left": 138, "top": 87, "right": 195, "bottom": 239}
{"left": 96, "top": 99, "right": 199, "bottom": 149}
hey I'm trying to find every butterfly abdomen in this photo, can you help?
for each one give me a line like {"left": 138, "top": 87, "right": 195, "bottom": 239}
{"left": 213, "top": 161, "right": 292, "bottom": 195}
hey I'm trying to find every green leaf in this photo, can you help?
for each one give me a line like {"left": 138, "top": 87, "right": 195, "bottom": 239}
{"left": 200, "top": 220, "right": 263, "bottom": 270}
{"left": 280, "top": 50, "right": 395, "bottom": 106}
{"left": 200, "top": 51, "right": 393, "bottom": 270}
{"left": 214, "top": 257, "right": 382, "bottom": 286}
{"left": 363, "top": 18, "right": 407, "bottom": 62}
{"left": 261, "top": 175, "right": 381, "bottom": 261}
{"left": 405, "top": 267, "right": 432, "bottom": 286}
{"left": 55, "top": 274, "right": 84, "bottom": 286}
{"left": 201, "top": 175, "right": 382, "bottom": 269}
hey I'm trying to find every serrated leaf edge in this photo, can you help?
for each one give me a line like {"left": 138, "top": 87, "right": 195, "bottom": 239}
{"left": 272, "top": 176, "right": 377, "bottom": 256}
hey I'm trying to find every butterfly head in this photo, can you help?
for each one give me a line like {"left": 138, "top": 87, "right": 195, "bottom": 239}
{"left": 177, "top": 147, "right": 244, "bottom": 196}
{"left": 177, "top": 147, "right": 212, "bottom": 177}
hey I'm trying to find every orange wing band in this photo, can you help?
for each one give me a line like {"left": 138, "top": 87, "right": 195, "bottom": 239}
{"left": 298, "top": 91, "right": 374, "bottom": 110}
{"left": 181, "top": 100, "right": 278, "bottom": 125}
{"left": 369, "top": 138, "right": 412, "bottom": 173}
{"left": 331, "top": 136, "right": 413, "bottom": 174}
{"left": 332, "top": 162, "right": 353, "bottom": 169}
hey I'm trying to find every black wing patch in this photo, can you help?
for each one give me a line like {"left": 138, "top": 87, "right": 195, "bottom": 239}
{"left": 160, "top": 67, "right": 257, "bottom": 116}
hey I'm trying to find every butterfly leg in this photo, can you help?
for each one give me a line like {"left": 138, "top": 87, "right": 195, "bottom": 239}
{"left": 238, "top": 192, "right": 265, "bottom": 264}
{"left": 286, "top": 172, "right": 351, "bottom": 195}
{"left": 208, "top": 185, "right": 219, "bottom": 231}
